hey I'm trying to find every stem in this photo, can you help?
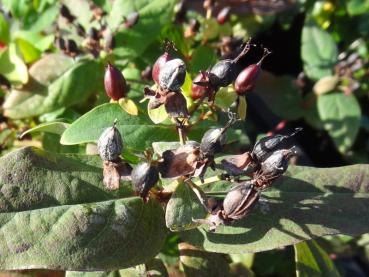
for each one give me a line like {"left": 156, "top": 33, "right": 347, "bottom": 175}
{"left": 175, "top": 118, "right": 187, "bottom": 145}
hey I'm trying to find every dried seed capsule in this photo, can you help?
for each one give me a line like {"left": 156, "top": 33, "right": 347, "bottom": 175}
{"left": 220, "top": 151, "right": 254, "bottom": 176}
{"left": 131, "top": 162, "right": 159, "bottom": 201}
{"left": 159, "top": 58, "right": 186, "bottom": 92}
{"left": 87, "top": 27, "right": 99, "bottom": 41}
{"left": 217, "top": 6, "right": 231, "bottom": 25}
{"left": 200, "top": 127, "right": 227, "bottom": 156}
{"left": 104, "top": 63, "right": 127, "bottom": 100}
{"left": 234, "top": 48, "right": 271, "bottom": 95}
{"left": 65, "top": 39, "right": 78, "bottom": 55}
{"left": 200, "top": 114, "right": 236, "bottom": 156}
{"left": 60, "top": 4, "right": 75, "bottom": 22}
{"left": 252, "top": 128, "right": 302, "bottom": 162}
{"left": 55, "top": 37, "right": 66, "bottom": 51}
{"left": 208, "top": 59, "right": 236, "bottom": 88}
{"left": 165, "top": 91, "right": 189, "bottom": 118}
{"left": 97, "top": 120, "right": 123, "bottom": 162}
{"left": 259, "top": 148, "right": 296, "bottom": 178}
{"left": 223, "top": 182, "right": 260, "bottom": 220}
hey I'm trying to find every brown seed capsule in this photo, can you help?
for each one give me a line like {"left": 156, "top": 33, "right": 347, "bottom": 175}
{"left": 234, "top": 48, "right": 271, "bottom": 95}
{"left": 220, "top": 151, "right": 255, "bottom": 176}
{"left": 131, "top": 162, "right": 159, "bottom": 202}
{"left": 164, "top": 91, "right": 189, "bottom": 118}
{"left": 159, "top": 58, "right": 186, "bottom": 92}
{"left": 259, "top": 148, "right": 295, "bottom": 178}
{"left": 97, "top": 120, "right": 123, "bottom": 162}
{"left": 223, "top": 182, "right": 260, "bottom": 220}
{"left": 104, "top": 63, "right": 127, "bottom": 100}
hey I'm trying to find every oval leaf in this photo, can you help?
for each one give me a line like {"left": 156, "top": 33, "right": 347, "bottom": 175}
{"left": 0, "top": 147, "right": 166, "bottom": 270}
{"left": 61, "top": 103, "right": 177, "bottom": 151}
{"left": 181, "top": 164, "right": 369, "bottom": 253}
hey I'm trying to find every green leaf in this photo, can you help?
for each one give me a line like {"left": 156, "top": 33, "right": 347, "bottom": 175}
{"left": 181, "top": 164, "right": 369, "bottom": 253}
{"left": 0, "top": 13, "right": 10, "bottom": 44}
{"left": 179, "top": 242, "right": 230, "bottom": 277}
{"left": 111, "top": 0, "right": 176, "bottom": 59}
{"left": 215, "top": 86, "right": 238, "bottom": 111}
{"left": 21, "top": 122, "right": 70, "bottom": 138}
{"left": 317, "top": 92, "right": 361, "bottom": 153}
{"left": 15, "top": 38, "right": 41, "bottom": 63}
{"left": 346, "top": 0, "right": 369, "bottom": 16}
{"left": 166, "top": 182, "right": 208, "bottom": 231}
{"left": 254, "top": 71, "right": 303, "bottom": 120}
{"left": 0, "top": 43, "right": 28, "bottom": 85}
{"left": 61, "top": 103, "right": 178, "bottom": 151}
{"left": 0, "top": 147, "right": 167, "bottom": 270}
{"left": 294, "top": 240, "right": 340, "bottom": 277}
{"left": 301, "top": 20, "right": 337, "bottom": 81}
{"left": 190, "top": 45, "right": 217, "bottom": 74}
{"left": 3, "top": 55, "right": 104, "bottom": 119}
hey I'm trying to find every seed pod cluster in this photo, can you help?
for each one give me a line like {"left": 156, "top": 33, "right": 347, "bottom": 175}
{"left": 145, "top": 41, "right": 189, "bottom": 118}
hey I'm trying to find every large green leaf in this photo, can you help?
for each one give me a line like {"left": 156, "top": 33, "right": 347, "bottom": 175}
{"left": 254, "top": 71, "right": 303, "bottom": 120}
{"left": 317, "top": 92, "right": 361, "bottom": 153}
{"left": 301, "top": 20, "right": 337, "bottom": 81}
{"left": 3, "top": 54, "right": 104, "bottom": 119}
{"left": 110, "top": 0, "right": 176, "bottom": 59}
{"left": 0, "top": 147, "right": 166, "bottom": 270}
{"left": 180, "top": 164, "right": 369, "bottom": 253}
{"left": 60, "top": 103, "right": 178, "bottom": 151}
{"left": 294, "top": 240, "right": 340, "bottom": 277}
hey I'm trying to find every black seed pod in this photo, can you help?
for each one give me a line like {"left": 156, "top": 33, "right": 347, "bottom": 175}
{"left": 131, "top": 162, "right": 159, "bottom": 201}
{"left": 87, "top": 27, "right": 99, "bottom": 41}
{"left": 208, "top": 59, "right": 236, "bottom": 88}
{"left": 159, "top": 58, "right": 186, "bottom": 92}
{"left": 223, "top": 182, "right": 260, "bottom": 220}
{"left": 97, "top": 121, "right": 123, "bottom": 162}
{"left": 252, "top": 128, "right": 302, "bottom": 162}
{"left": 60, "top": 4, "right": 75, "bottom": 22}
{"left": 260, "top": 148, "right": 296, "bottom": 177}
{"left": 200, "top": 127, "right": 227, "bottom": 156}
{"left": 65, "top": 39, "right": 78, "bottom": 54}
{"left": 200, "top": 114, "right": 236, "bottom": 156}
{"left": 55, "top": 37, "right": 66, "bottom": 51}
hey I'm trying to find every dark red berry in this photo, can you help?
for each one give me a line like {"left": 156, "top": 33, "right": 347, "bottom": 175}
{"left": 152, "top": 53, "right": 171, "bottom": 85}
{"left": 104, "top": 63, "right": 127, "bottom": 100}
{"left": 234, "top": 48, "right": 271, "bottom": 95}
{"left": 217, "top": 6, "right": 231, "bottom": 25}
{"left": 192, "top": 73, "right": 208, "bottom": 100}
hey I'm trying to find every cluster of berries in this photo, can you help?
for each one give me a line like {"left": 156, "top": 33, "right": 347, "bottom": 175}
{"left": 99, "top": 38, "right": 299, "bottom": 230}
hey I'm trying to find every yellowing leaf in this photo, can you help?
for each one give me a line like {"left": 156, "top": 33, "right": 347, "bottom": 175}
{"left": 148, "top": 104, "right": 168, "bottom": 124}
{"left": 237, "top": 96, "right": 247, "bottom": 121}
{"left": 119, "top": 97, "right": 139, "bottom": 116}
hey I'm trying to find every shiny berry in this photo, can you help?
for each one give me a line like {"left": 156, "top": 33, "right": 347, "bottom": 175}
{"left": 152, "top": 53, "right": 171, "bottom": 84}
{"left": 208, "top": 59, "right": 236, "bottom": 88}
{"left": 191, "top": 73, "right": 207, "bottom": 100}
{"left": 234, "top": 48, "right": 271, "bottom": 95}
{"left": 104, "top": 63, "right": 127, "bottom": 100}
{"left": 159, "top": 58, "right": 186, "bottom": 92}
